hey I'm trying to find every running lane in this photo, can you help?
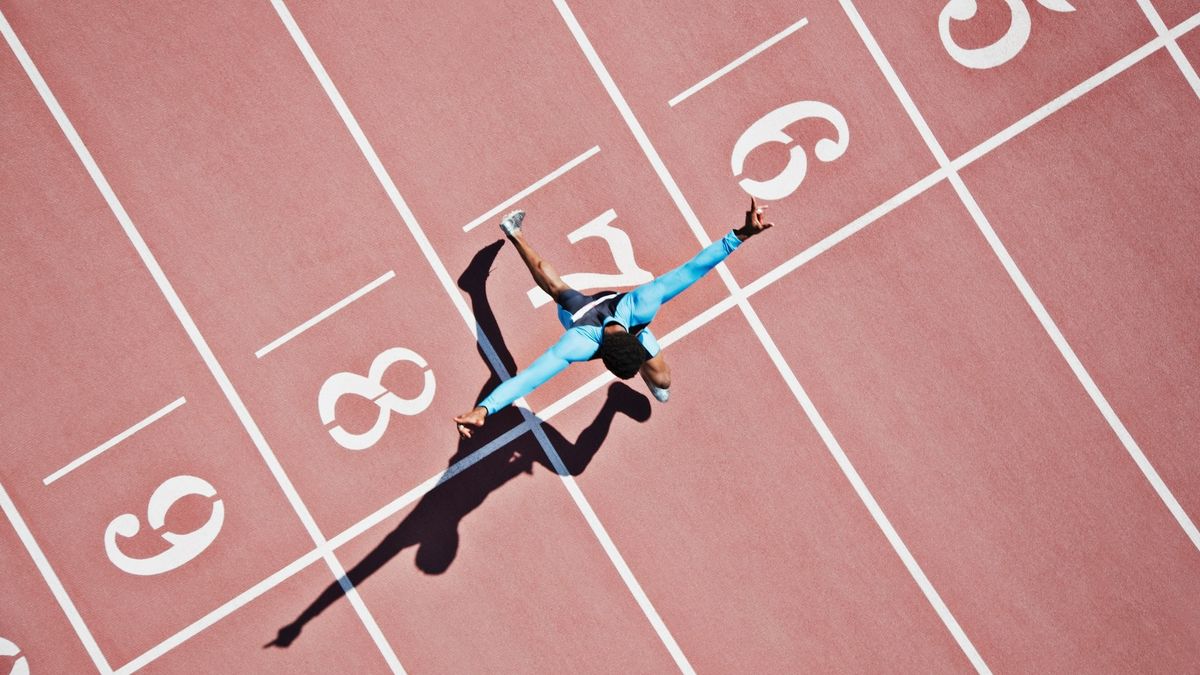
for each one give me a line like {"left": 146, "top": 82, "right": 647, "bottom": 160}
{"left": 1182, "top": 20, "right": 1200, "bottom": 63}
{"left": 0, "top": 39, "right": 315, "bottom": 667}
{"left": 752, "top": 182, "right": 1200, "bottom": 671}
{"left": 544, "top": 312, "right": 971, "bottom": 672}
{"left": 851, "top": 0, "right": 1156, "bottom": 158}
{"left": 0, "top": 0, "right": 523, "bottom": 539}
{"left": 960, "top": 53, "right": 1200, "bottom": 533}
{"left": 563, "top": 1, "right": 939, "bottom": 284}
{"left": 309, "top": 428, "right": 680, "bottom": 673}
{"left": 0, "top": 516, "right": 95, "bottom": 673}
{"left": 142, "top": 563, "right": 391, "bottom": 674}
{"left": 1155, "top": 1, "right": 1200, "bottom": 28}
{"left": 284, "top": 0, "right": 731, "bottom": 412}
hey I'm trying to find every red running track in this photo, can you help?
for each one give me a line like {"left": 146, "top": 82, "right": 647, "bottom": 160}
{"left": 2, "top": 1, "right": 1200, "bottom": 672}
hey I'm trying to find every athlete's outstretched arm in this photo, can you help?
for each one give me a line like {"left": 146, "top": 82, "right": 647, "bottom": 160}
{"left": 626, "top": 198, "right": 774, "bottom": 324}
{"left": 454, "top": 328, "right": 596, "bottom": 438}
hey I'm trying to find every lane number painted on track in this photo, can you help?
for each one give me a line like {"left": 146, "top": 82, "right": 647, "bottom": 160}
{"left": 318, "top": 347, "right": 436, "bottom": 450}
{"left": 731, "top": 101, "right": 849, "bottom": 201}
{"left": 527, "top": 209, "right": 653, "bottom": 308}
{"left": 939, "top": 0, "right": 1076, "bottom": 69}
{"left": 104, "top": 475, "right": 224, "bottom": 576}
{"left": 0, "top": 638, "right": 28, "bottom": 675}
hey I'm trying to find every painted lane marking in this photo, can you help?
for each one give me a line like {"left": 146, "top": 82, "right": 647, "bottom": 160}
{"left": 3, "top": 6, "right": 401, "bottom": 673}
{"left": 461, "top": 145, "right": 600, "bottom": 232}
{"left": 557, "top": 0, "right": 990, "bottom": 670}
{"left": 274, "top": 0, "right": 688, "bottom": 670}
{"left": 0, "top": 481, "right": 111, "bottom": 673}
{"left": 838, "top": 0, "right": 1200, "bottom": 558}
{"left": 1135, "top": 3, "right": 1200, "bottom": 99}
{"left": 256, "top": 270, "right": 395, "bottom": 358}
{"left": 669, "top": 17, "right": 809, "bottom": 108}
{"left": 44, "top": 397, "right": 186, "bottom": 486}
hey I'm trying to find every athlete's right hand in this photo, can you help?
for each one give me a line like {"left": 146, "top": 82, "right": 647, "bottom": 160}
{"left": 454, "top": 406, "right": 487, "bottom": 439}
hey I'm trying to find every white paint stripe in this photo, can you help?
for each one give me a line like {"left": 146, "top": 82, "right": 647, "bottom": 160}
{"left": 743, "top": 169, "right": 946, "bottom": 297}
{"left": 256, "top": 270, "right": 395, "bottom": 358}
{"left": 953, "top": 38, "right": 1165, "bottom": 171}
{"left": 558, "top": 0, "right": 989, "bottom": 670}
{"left": 838, "top": 0, "right": 1200, "bottom": 559}
{"left": 461, "top": 145, "right": 601, "bottom": 232}
{"left": 114, "top": 548, "right": 325, "bottom": 674}
{"left": 95, "top": 6, "right": 1200, "bottom": 659}
{"left": 737, "top": 301, "right": 993, "bottom": 673}
{"left": 44, "top": 397, "right": 186, "bottom": 486}
{"left": 0, "top": 481, "right": 112, "bottom": 673}
{"left": 569, "top": 293, "right": 617, "bottom": 321}
{"left": 668, "top": 17, "right": 809, "bottom": 107}
{"left": 105, "top": 140, "right": 934, "bottom": 668}
{"left": 1136, "top": 2, "right": 1200, "bottom": 99}
{"left": 327, "top": 422, "right": 532, "bottom": 548}
{"left": 2, "top": 10, "right": 404, "bottom": 673}
{"left": 273, "top": 1, "right": 682, "bottom": 671}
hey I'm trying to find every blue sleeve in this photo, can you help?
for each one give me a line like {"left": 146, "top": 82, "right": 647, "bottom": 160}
{"left": 636, "top": 328, "right": 661, "bottom": 358}
{"left": 625, "top": 230, "right": 743, "bottom": 325}
{"left": 478, "top": 328, "right": 598, "bottom": 414}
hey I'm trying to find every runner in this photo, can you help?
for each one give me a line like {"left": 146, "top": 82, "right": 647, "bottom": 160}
{"left": 454, "top": 198, "right": 775, "bottom": 438}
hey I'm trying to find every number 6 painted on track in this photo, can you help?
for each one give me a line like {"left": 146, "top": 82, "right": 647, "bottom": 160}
{"left": 731, "top": 101, "right": 849, "bottom": 201}
{"left": 104, "top": 475, "right": 224, "bottom": 576}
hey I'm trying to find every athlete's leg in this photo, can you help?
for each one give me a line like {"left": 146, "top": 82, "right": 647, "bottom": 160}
{"left": 506, "top": 228, "right": 571, "bottom": 302}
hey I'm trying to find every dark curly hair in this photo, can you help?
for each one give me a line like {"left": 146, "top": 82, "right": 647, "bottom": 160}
{"left": 599, "top": 329, "right": 648, "bottom": 379}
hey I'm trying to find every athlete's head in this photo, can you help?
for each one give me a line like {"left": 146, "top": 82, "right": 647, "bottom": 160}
{"left": 599, "top": 328, "right": 646, "bottom": 380}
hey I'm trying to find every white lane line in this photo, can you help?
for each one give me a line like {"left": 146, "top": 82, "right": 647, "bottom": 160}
{"left": 4, "top": 9, "right": 403, "bottom": 673}
{"left": 256, "top": 270, "right": 395, "bottom": 358}
{"left": 1136, "top": 3, "right": 1200, "bottom": 98}
{"left": 99, "top": 8, "right": 1200, "bottom": 658}
{"left": 327, "top": 422, "right": 532, "bottom": 548}
{"left": 274, "top": 2, "right": 682, "bottom": 672}
{"left": 668, "top": 17, "right": 809, "bottom": 107}
{"left": 838, "top": 0, "right": 1200, "bottom": 557}
{"left": 743, "top": 169, "right": 946, "bottom": 297}
{"left": 277, "top": 0, "right": 687, "bottom": 667}
{"left": 557, "top": 0, "right": 990, "bottom": 671}
{"left": 0, "top": 481, "right": 112, "bottom": 673}
{"left": 953, "top": 37, "right": 1166, "bottom": 170}
{"left": 114, "top": 548, "right": 325, "bottom": 674}
{"left": 461, "top": 145, "right": 600, "bottom": 232}
{"left": 43, "top": 397, "right": 186, "bottom": 486}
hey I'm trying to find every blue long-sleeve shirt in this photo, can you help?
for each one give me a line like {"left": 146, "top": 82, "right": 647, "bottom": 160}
{"left": 478, "top": 229, "right": 743, "bottom": 414}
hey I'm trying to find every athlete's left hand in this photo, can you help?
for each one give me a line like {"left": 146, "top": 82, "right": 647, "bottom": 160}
{"left": 454, "top": 406, "right": 487, "bottom": 439}
{"left": 736, "top": 196, "right": 774, "bottom": 240}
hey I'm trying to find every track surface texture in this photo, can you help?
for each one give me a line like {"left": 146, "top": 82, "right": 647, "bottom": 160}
{"left": 2, "top": 1, "right": 1200, "bottom": 673}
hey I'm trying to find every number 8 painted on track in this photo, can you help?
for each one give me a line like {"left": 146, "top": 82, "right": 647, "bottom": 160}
{"left": 318, "top": 347, "right": 436, "bottom": 451}
{"left": 104, "top": 475, "right": 224, "bottom": 576}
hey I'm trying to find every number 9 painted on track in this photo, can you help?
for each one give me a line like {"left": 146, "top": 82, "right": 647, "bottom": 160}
{"left": 731, "top": 100, "right": 849, "bottom": 201}
{"left": 104, "top": 475, "right": 224, "bottom": 577}
{"left": 318, "top": 347, "right": 436, "bottom": 451}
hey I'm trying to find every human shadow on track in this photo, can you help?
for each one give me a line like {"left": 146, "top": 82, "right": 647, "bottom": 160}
{"left": 266, "top": 239, "right": 651, "bottom": 648}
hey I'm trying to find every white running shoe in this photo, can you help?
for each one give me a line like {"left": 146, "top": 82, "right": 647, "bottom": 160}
{"left": 499, "top": 209, "right": 525, "bottom": 237}
{"left": 647, "top": 381, "right": 670, "bottom": 403}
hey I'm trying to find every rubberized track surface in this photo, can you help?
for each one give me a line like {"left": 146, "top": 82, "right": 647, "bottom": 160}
{"left": 2, "top": 1, "right": 1200, "bottom": 672}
